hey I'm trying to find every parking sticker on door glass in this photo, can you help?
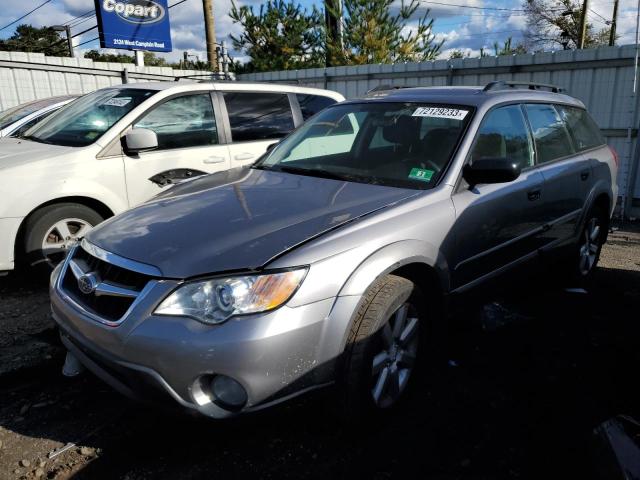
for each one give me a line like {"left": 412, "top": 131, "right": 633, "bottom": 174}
{"left": 408, "top": 168, "right": 434, "bottom": 182}
{"left": 412, "top": 107, "right": 468, "bottom": 120}
{"left": 102, "top": 97, "right": 132, "bottom": 107}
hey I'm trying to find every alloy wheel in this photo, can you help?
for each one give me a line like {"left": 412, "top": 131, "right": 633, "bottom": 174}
{"left": 41, "top": 218, "right": 92, "bottom": 266}
{"left": 371, "top": 303, "right": 419, "bottom": 408}
{"left": 578, "top": 217, "right": 601, "bottom": 276}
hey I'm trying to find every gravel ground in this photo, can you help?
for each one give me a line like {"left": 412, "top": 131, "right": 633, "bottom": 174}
{"left": 1, "top": 225, "right": 639, "bottom": 480}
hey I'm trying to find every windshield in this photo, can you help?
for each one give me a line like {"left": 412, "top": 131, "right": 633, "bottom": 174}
{"left": 23, "top": 88, "right": 156, "bottom": 147}
{"left": 257, "top": 102, "right": 472, "bottom": 189}
{"left": 0, "top": 96, "right": 73, "bottom": 130}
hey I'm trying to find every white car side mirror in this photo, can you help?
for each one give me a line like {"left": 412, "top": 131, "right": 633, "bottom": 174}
{"left": 124, "top": 128, "right": 158, "bottom": 154}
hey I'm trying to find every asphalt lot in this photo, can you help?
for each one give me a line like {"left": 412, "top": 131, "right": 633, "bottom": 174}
{"left": 1, "top": 225, "right": 639, "bottom": 480}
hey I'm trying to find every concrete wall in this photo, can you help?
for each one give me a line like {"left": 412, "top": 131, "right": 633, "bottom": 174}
{"left": 239, "top": 45, "right": 640, "bottom": 212}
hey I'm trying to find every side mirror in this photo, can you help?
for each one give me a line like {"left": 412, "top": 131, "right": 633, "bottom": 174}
{"left": 124, "top": 128, "right": 158, "bottom": 154}
{"left": 463, "top": 157, "right": 521, "bottom": 186}
{"left": 266, "top": 142, "right": 278, "bottom": 152}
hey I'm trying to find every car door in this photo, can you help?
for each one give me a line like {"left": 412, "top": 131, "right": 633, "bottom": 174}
{"left": 450, "top": 104, "right": 546, "bottom": 290}
{"left": 555, "top": 104, "right": 605, "bottom": 204}
{"left": 523, "top": 103, "right": 586, "bottom": 247}
{"left": 123, "top": 92, "right": 231, "bottom": 206}
{"left": 221, "top": 91, "right": 298, "bottom": 167}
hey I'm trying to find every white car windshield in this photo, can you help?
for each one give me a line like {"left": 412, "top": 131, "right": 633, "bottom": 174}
{"left": 256, "top": 102, "right": 472, "bottom": 189}
{"left": 22, "top": 88, "right": 156, "bottom": 147}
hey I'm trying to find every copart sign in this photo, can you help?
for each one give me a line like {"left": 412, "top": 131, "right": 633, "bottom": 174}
{"left": 94, "top": 0, "right": 172, "bottom": 52}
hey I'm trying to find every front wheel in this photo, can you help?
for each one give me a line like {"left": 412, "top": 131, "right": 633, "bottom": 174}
{"left": 340, "top": 275, "right": 425, "bottom": 416}
{"left": 23, "top": 203, "right": 104, "bottom": 271}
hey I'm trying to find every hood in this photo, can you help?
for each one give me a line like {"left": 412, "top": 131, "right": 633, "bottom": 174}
{"left": 87, "top": 168, "right": 418, "bottom": 278}
{"left": 0, "top": 137, "right": 72, "bottom": 171}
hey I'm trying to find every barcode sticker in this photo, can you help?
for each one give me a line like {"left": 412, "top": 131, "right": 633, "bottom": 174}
{"left": 102, "top": 97, "right": 132, "bottom": 107}
{"left": 412, "top": 107, "right": 468, "bottom": 120}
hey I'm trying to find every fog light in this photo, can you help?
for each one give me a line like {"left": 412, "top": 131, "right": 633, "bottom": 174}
{"left": 210, "top": 375, "right": 247, "bottom": 411}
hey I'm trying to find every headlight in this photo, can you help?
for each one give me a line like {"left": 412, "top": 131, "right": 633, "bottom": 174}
{"left": 154, "top": 268, "right": 307, "bottom": 324}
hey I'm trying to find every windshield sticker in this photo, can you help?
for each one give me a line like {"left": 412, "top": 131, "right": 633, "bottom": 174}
{"left": 412, "top": 107, "right": 468, "bottom": 120}
{"left": 408, "top": 168, "right": 434, "bottom": 182}
{"left": 102, "top": 97, "right": 132, "bottom": 107}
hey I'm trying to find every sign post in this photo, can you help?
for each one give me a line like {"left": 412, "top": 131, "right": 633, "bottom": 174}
{"left": 94, "top": 0, "right": 173, "bottom": 53}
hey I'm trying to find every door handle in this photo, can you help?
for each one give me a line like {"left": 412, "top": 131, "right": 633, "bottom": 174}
{"left": 203, "top": 156, "right": 226, "bottom": 164}
{"left": 580, "top": 170, "right": 590, "bottom": 181}
{"left": 234, "top": 153, "right": 255, "bottom": 161}
{"left": 527, "top": 189, "right": 541, "bottom": 201}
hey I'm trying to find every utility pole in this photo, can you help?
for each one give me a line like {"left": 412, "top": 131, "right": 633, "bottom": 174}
{"left": 52, "top": 25, "right": 74, "bottom": 57}
{"left": 202, "top": 0, "right": 218, "bottom": 69}
{"left": 609, "top": 0, "right": 619, "bottom": 46}
{"left": 578, "top": 0, "right": 590, "bottom": 49}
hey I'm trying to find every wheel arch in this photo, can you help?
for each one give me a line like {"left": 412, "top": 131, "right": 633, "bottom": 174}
{"left": 14, "top": 196, "right": 116, "bottom": 261}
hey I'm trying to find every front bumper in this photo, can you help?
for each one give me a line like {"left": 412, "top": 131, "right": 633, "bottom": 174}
{"left": 0, "top": 217, "right": 23, "bottom": 271}
{"left": 51, "top": 269, "right": 341, "bottom": 419}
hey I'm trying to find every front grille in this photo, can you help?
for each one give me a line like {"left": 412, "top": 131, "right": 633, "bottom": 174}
{"left": 60, "top": 245, "right": 154, "bottom": 323}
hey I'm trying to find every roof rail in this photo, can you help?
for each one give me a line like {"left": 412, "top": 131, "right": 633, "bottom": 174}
{"left": 483, "top": 80, "right": 564, "bottom": 94}
{"left": 173, "top": 73, "right": 233, "bottom": 82}
{"left": 365, "top": 85, "right": 413, "bottom": 96}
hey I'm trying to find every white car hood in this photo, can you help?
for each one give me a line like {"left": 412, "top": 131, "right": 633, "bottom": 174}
{"left": 0, "top": 137, "right": 75, "bottom": 171}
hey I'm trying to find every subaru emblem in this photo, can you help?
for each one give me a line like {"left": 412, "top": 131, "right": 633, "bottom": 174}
{"left": 77, "top": 273, "right": 99, "bottom": 295}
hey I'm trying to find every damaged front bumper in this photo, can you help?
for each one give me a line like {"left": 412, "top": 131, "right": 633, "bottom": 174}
{"left": 50, "top": 263, "right": 340, "bottom": 419}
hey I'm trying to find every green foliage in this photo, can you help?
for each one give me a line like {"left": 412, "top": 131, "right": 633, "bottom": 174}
{"left": 84, "top": 50, "right": 134, "bottom": 63}
{"left": 480, "top": 37, "right": 528, "bottom": 57}
{"left": 448, "top": 49, "right": 468, "bottom": 60}
{"left": 230, "top": 0, "right": 441, "bottom": 71}
{"left": 330, "top": 0, "right": 442, "bottom": 65}
{"left": 229, "top": 0, "right": 325, "bottom": 73}
{"left": 83, "top": 50, "right": 176, "bottom": 67}
{"left": 0, "top": 25, "right": 70, "bottom": 56}
{"left": 523, "top": 0, "right": 614, "bottom": 49}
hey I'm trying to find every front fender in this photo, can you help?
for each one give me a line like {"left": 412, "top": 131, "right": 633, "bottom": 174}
{"left": 337, "top": 239, "right": 449, "bottom": 297}
{"left": 0, "top": 179, "right": 127, "bottom": 219}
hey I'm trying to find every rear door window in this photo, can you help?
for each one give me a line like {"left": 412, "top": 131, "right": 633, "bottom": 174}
{"left": 469, "top": 105, "right": 534, "bottom": 169}
{"left": 524, "top": 104, "right": 575, "bottom": 164}
{"left": 296, "top": 94, "right": 337, "bottom": 120}
{"left": 556, "top": 105, "right": 605, "bottom": 151}
{"left": 223, "top": 92, "right": 295, "bottom": 142}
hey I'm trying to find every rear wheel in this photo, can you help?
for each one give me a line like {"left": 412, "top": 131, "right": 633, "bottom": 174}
{"left": 572, "top": 204, "right": 608, "bottom": 282}
{"left": 23, "top": 203, "right": 103, "bottom": 271}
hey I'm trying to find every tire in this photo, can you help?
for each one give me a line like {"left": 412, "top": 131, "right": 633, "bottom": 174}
{"left": 23, "top": 203, "right": 104, "bottom": 271}
{"left": 572, "top": 204, "right": 608, "bottom": 282}
{"left": 340, "top": 274, "right": 426, "bottom": 418}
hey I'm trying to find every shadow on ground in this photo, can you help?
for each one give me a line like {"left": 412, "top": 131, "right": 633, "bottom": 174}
{"left": 1, "top": 260, "right": 639, "bottom": 479}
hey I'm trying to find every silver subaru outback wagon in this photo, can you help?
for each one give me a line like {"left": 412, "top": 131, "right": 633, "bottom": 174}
{"left": 50, "top": 81, "right": 618, "bottom": 418}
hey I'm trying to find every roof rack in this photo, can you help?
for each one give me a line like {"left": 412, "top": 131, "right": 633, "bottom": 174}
{"left": 365, "top": 85, "right": 413, "bottom": 96}
{"left": 483, "top": 80, "right": 564, "bottom": 94}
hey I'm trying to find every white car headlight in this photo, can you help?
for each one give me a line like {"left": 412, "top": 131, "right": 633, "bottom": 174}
{"left": 154, "top": 268, "right": 308, "bottom": 324}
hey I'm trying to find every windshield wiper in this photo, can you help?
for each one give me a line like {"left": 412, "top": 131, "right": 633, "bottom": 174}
{"left": 20, "top": 135, "right": 52, "bottom": 145}
{"left": 271, "top": 165, "right": 359, "bottom": 182}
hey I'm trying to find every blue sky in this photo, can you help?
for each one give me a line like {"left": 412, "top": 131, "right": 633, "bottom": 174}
{"left": 0, "top": 0, "right": 637, "bottom": 64}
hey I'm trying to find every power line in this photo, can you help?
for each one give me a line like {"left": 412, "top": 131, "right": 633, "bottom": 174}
{"left": 589, "top": 8, "right": 611, "bottom": 25}
{"left": 421, "top": 1, "right": 527, "bottom": 12}
{"left": 63, "top": 9, "right": 95, "bottom": 26}
{"left": 0, "top": 0, "right": 54, "bottom": 32}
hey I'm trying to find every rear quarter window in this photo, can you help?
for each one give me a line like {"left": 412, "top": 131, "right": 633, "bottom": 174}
{"left": 556, "top": 105, "right": 605, "bottom": 151}
{"left": 296, "top": 94, "right": 337, "bottom": 120}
